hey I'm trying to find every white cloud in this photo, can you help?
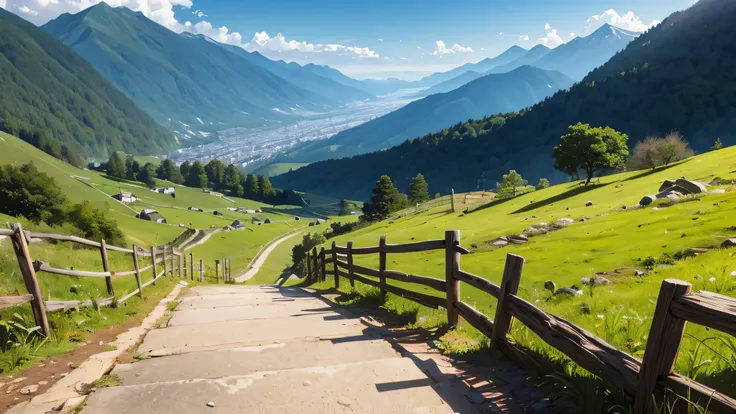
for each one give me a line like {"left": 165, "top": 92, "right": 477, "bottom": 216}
{"left": 432, "top": 40, "right": 472, "bottom": 55}
{"left": 0, "top": 0, "right": 5, "bottom": 8}
{"left": 539, "top": 23, "right": 563, "bottom": 47}
{"left": 570, "top": 32, "right": 576, "bottom": 38}
{"left": 192, "top": 21, "right": 242, "bottom": 45}
{"left": 585, "top": 9, "right": 660, "bottom": 34}
{"left": 520, "top": 35, "right": 529, "bottom": 41}
{"left": 400, "top": 57, "right": 407, "bottom": 60}
{"left": 192, "top": 9, "right": 205, "bottom": 17}
{"left": 35, "top": 0, "right": 59, "bottom": 6}
{"left": 184, "top": 21, "right": 191, "bottom": 27}
{"left": 377, "top": 38, "right": 383, "bottom": 42}
{"left": 18, "top": 5, "right": 38, "bottom": 14}
{"left": 498, "top": 31, "right": 503, "bottom": 35}
{"left": 245, "top": 32, "right": 379, "bottom": 59}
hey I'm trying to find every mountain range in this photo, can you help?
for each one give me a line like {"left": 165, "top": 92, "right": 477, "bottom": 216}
{"left": 279, "top": 66, "right": 574, "bottom": 163}
{"left": 0, "top": 7, "right": 174, "bottom": 160}
{"left": 41, "top": 3, "right": 373, "bottom": 139}
{"left": 272, "top": 0, "right": 736, "bottom": 200}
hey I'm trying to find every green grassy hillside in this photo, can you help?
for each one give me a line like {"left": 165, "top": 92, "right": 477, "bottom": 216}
{"left": 311, "top": 146, "right": 736, "bottom": 394}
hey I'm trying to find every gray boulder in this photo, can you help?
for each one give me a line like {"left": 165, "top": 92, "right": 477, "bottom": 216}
{"left": 639, "top": 195, "right": 656, "bottom": 206}
{"left": 658, "top": 180, "right": 677, "bottom": 192}
{"left": 492, "top": 240, "right": 508, "bottom": 247}
{"left": 555, "top": 288, "right": 583, "bottom": 296}
{"left": 544, "top": 280, "right": 556, "bottom": 293}
{"left": 675, "top": 178, "right": 707, "bottom": 194}
{"left": 581, "top": 276, "right": 611, "bottom": 286}
{"left": 722, "top": 238, "right": 736, "bottom": 248}
{"left": 586, "top": 201, "right": 593, "bottom": 207}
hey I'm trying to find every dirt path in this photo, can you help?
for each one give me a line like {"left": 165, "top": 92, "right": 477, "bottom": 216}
{"left": 234, "top": 229, "right": 303, "bottom": 283}
{"left": 80, "top": 285, "right": 479, "bottom": 413}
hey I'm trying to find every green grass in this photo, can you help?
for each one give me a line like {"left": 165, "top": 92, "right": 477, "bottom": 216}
{"left": 291, "top": 146, "right": 736, "bottom": 398}
{"left": 254, "top": 162, "right": 308, "bottom": 177}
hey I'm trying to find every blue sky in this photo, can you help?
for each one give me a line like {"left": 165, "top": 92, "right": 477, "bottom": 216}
{"left": 4, "top": 0, "right": 695, "bottom": 79}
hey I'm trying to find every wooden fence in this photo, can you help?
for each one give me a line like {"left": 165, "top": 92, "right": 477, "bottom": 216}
{"left": 305, "top": 230, "right": 736, "bottom": 414}
{"left": 0, "top": 223, "right": 220, "bottom": 336}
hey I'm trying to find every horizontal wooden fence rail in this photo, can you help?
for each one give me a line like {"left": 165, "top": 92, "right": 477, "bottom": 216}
{"left": 310, "top": 230, "right": 736, "bottom": 414}
{"left": 1, "top": 223, "right": 197, "bottom": 337}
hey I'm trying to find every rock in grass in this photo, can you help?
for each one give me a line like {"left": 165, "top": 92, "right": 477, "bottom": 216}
{"left": 639, "top": 195, "right": 656, "bottom": 206}
{"left": 544, "top": 280, "right": 556, "bottom": 293}
{"left": 581, "top": 276, "right": 611, "bottom": 286}
{"left": 675, "top": 178, "right": 707, "bottom": 194}
{"left": 492, "top": 240, "right": 508, "bottom": 247}
{"left": 557, "top": 218, "right": 574, "bottom": 225}
{"left": 20, "top": 385, "right": 38, "bottom": 395}
{"left": 555, "top": 288, "right": 583, "bottom": 296}
{"left": 206, "top": 402, "right": 215, "bottom": 408}
{"left": 586, "top": 201, "right": 593, "bottom": 207}
{"left": 722, "top": 238, "right": 736, "bottom": 248}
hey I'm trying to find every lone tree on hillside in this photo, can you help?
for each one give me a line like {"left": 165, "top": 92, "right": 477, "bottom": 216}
{"left": 362, "top": 175, "right": 404, "bottom": 222}
{"left": 552, "top": 123, "right": 629, "bottom": 185}
{"left": 628, "top": 132, "right": 692, "bottom": 171}
{"left": 712, "top": 138, "right": 723, "bottom": 150}
{"left": 536, "top": 178, "right": 550, "bottom": 190}
{"left": 408, "top": 173, "right": 430, "bottom": 204}
{"left": 106, "top": 152, "right": 127, "bottom": 179}
{"left": 657, "top": 132, "right": 692, "bottom": 166}
{"left": 496, "top": 169, "right": 527, "bottom": 199}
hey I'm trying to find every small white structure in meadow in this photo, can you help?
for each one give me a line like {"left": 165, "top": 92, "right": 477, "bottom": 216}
{"left": 112, "top": 191, "right": 137, "bottom": 203}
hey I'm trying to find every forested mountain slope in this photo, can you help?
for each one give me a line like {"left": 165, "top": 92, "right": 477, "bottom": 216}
{"left": 280, "top": 66, "right": 573, "bottom": 163}
{"left": 0, "top": 8, "right": 174, "bottom": 162}
{"left": 273, "top": 0, "right": 736, "bottom": 200}
{"left": 42, "top": 3, "right": 347, "bottom": 133}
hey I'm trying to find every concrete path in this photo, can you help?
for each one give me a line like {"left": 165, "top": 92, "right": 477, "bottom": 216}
{"left": 82, "top": 285, "right": 476, "bottom": 413}
{"left": 234, "top": 230, "right": 303, "bottom": 283}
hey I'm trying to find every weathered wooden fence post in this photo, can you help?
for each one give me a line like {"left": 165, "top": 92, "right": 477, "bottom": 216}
{"left": 190, "top": 253, "right": 194, "bottom": 281}
{"left": 11, "top": 224, "right": 50, "bottom": 336}
{"left": 450, "top": 189, "right": 456, "bottom": 213}
{"left": 634, "top": 279, "right": 692, "bottom": 414}
{"left": 332, "top": 241, "right": 339, "bottom": 289}
{"left": 150, "top": 247, "right": 158, "bottom": 286}
{"left": 491, "top": 254, "right": 525, "bottom": 344}
{"left": 100, "top": 239, "right": 114, "bottom": 296}
{"left": 444, "top": 230, "right": 460, "bottom": 326}
{"left": 215, "top": 260, "right": 220, "bottom": 282}
{"left": 162, "top": 246, "right": 168, "bottom": 278}
{"left": 179, "top": 252, "right": 183, "bottom": 279}
{"left": 379, "top": 235, "right": 387, "bottom": 299}
{"left": 199, "top": 259, "right": 204, "bottom": 283}
{"left": 347, "top": 241, "right": 355, "bottom": 287}
{"left": 132, "top": 244, "right": 143, "bottom": 298}
{"left": 307, "top": 250, "right": 312, "bottom": 280}
{"left": 320, "top": 247, "right": 326, "bottom": 282}
{"left": 170, "top": 247, "right": 175, "bottom": 277}
{"left": 312, "top": 247, "right": 318, "bottom": 283}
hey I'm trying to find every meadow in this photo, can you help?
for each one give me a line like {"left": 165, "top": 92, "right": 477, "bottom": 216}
{"left": 282, "top": 145, "right": 736, "bottom": 401}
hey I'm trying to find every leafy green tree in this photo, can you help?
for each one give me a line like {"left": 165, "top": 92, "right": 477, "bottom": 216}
{"left": 185, "top": 161, "right": 207, "bottom": 188}
{"left": 243, "top": 174, "right": 259, "bottom": 199}
{"left": 657, "top": 132, "right": 692, "bottom": 166}
{"left": 536, "top": 178, "right": 550, "bottom": 190}
{"left": 552, "top": 123, "right": 629, "bottom": 185}
{"left": 362, "top": 175, "right": 403, "bottom": 222}
{"left": 107, "top": 152, "right": 127, "bottom": 179}
{"left": 496, "top": 169, "right": 528, "bottom": 198}
{"left": 125, "top": 155, "right": 140, "bottom": 181}
{"left": 0, "top": 162, "right": 66, "bottom": 225}
{"left": 138, "top": 162, "right": 157, "bottom": 187}
{"left": 205, "top": 160, "right": 226, "bottom": 189}
{"left": 407, "top": 173, "right": 430, "bottom": 204}
{"left": 179, "top": 161, "right": 191, "bottom": 178}
{"left": 66, "top": 201, "right": 125, "bottom": 245}
{"left": 712, "top": 138, "right": 723, "bottom": 150}
{"left": 434, "top": 193, "right": 441, "bottom": 199}
{"left": 156, "top": 159, "right": 184, "bottom": 184}
{"left": 291, "top": 232, "right": 327, "bottom": 277}
{"left": 223, "top": 164, "right": 242, "bottom": 193}
{"left": 258, "top": 175, "right": 277, "bottom": 199}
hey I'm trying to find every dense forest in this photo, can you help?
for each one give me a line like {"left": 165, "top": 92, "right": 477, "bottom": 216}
{"left": 0, "top": 8, "right": 175, "bottom": 163}
{"left": 273, "top": 0, "right": 736, "bottom": 200}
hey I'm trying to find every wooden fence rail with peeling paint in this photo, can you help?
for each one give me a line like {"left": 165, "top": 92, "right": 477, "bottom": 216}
{"left": 307, "top": 230, "right": 736, "bottom": 414}
{"left": 1, "top": 223, "right": 194, "bottom": 337}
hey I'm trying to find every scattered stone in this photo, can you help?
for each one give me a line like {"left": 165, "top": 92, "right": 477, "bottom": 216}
{"left": 544, "top": 280, "right": 556, "bottom": 293}
{"left": 694, "top": 274, "right": 702, "bottom": 279}
{"left": 69, "top": 286, "right": 78, "bottom": 294}
{"left": 711, "top": 189, "right": 726, "bottom": 194}
{"left": 338, "top": 399, "right": 352, "bottom": 407}
{"left": 667, "top": 193, "right": 680, "bottom": 202}
{"left": 10, "top": 377, "right": 27, "bottom": 384}
{"left": 60, "top": 373, "right": 68, "bottom": 377}
{"left": 622, "top": 205, "right": 627, "bottom": 210}
{"left": 586, "top": 201, "right": 593, "bottom": 207}
{"left": 20, "top": 385, "right": 38, "bottom": 395}
{"left": 492, "top": 240, "right": 508, "bottom": 247}
{"left": 675, "top": 178, "right": 707, "bottom": 194}
{"left": 555, "top": 288, "right": 583, "bottom": 296}
{"left": 509, "top": 234, "right": 528, "bottom": 242}
{"left": 635, "top": 270, "right": 646, "bottom": 276}
{"left": 722, "top": 238, "right": 736, "bottom": 248}
{"left": 557, "top": 218, "right": 574, "bottom": 225}
{"left": 581, "top": 276, "right": 611, "bottom": 286}
{"left": 658, "top": 180, "right": 677, "bottom": 192}
{"left": 580, "top": 217, "right": 590, "bottom": 222}
{"left": 6, "top": 384, "right": 17, "bottom": 394}
{"left": 730, "top": 271, "right": 736, "bottom": 278}
{"left": 206, "top": 401, "right": 215, "bottom": 408}
{"left": 580, "top": 303, "right": 591, "bottom": 314}
{"left": 303, "top": 380, "right": 312, "bottom": 386}
{"left": 99, "top": 341, "right": 104, "bottom": 346}
{"left": 37, "top": 381, "right": 48, "bottom": 386}
{"left": 640, "top": 195, "right": 656, "bottom": 206}
{"left": 498, "top": 236, "right": 508, "bottom": 242}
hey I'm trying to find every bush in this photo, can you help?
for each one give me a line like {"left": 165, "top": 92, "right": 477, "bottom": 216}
{"left": 66, "top": 201, "right": 126, "bottom": 246}
{"left": 628, "top": 132, "right": 693, "bottom": 171}
{"left": 0, "top": 162, "right": 66, "bottom": 225}
{"left": 291, "top": 232, "right": 327, "bottom": 275}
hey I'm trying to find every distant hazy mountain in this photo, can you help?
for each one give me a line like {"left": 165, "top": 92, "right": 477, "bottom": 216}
{"left": 273, "top": 0, "right": 736, "bottom": 200}
{"left": 533, "top": 24, "right": 639, "bottom": 80}
{"left": 303, "top": 64, "right": 414, "bottom": 96}
{"left": 416, "top": 45, "right": 528, "bottom": 86}
{"left": 421, "top": 45, "right": 552, "bottom": 96}
{"left": 280, "top": 66, "right": 573, "bottom": 162}
{"left": 42, "top": 3, "right": 359, "bottom": 136}
{"left": 0, "top": 8, "right": 174, "bottom": 159}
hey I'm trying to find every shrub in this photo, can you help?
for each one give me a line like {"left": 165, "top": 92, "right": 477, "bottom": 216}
{"left": 0, "top": 162, "right": 66, "bottom": 225}
{"left": 628, "top": 132, "right": 693, "bottom": 171}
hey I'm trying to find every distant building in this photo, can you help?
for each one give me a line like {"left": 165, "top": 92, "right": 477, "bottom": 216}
{"left": 203, "top": 189, "right": 224, "bottom": 197}
{"left": 112, "top": 192, "right": 137, "bottom": 203}
{"left": 138, "top": 209, "right": 166, "bottom": 223}
{"left": 188, "top": 207, "right": 203, "bottom": 212}
{"left": 151, "top": 187, "right": 175, "bottom": 194}
{"left": 213, "top": 211, "right": 223, "bottom": 216}
{"left": 230, "top": 220, "right": 246, "bottom": 230}
{"left": 264, "top": 218, "right": 272, "bottom": 224}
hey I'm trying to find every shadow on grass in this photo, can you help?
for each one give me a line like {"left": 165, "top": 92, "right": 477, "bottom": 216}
{"left": 622, "top": 160, "right": 690, "bottom": 182}
{"left": 511, "top": 183, "right": 610, "bottom": 215}
{"left": 463, "top": 196, "right": 517, "bottom": 215}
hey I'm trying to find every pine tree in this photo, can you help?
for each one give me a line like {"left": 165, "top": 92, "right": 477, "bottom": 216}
{"left": 244, "top": 174, "right": 259, "bottom": 199}
{"left": 362, "top": 175, "right": 402, "bottom": 221}
{"left": 185, "top": 161, "right": 207, "bottom": 188}
{"left": 407, "top": 173, "right": 430, "bottom": 204}
{"left": 258, "top": 175, "right": 276, "bottom": 199}
{"left": 496, "top": 170, "right": 527, "bottom": 198}
{"left": 107, "top": 152, "right": 127, "bottom": 179}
